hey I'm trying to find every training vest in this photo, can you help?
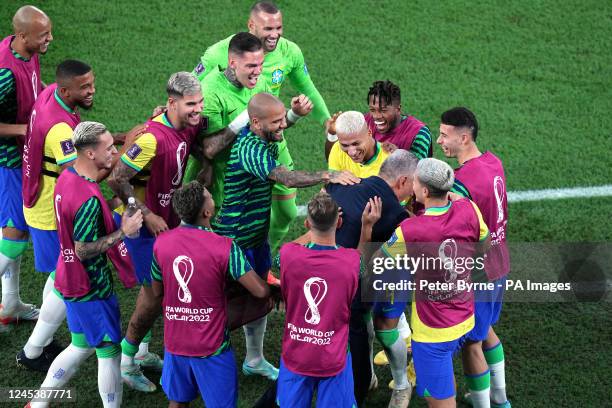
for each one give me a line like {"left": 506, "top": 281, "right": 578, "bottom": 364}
{"left": 22, "top": 84, "right": 80, "bottom": 207}
{"left": 140, "top": 119, "right": 203, "bottom": 228}
{"left": 400, "top": 199, "right": 481, "bottom": 342}
{"left": 0, "top": 36, "right": 43, "bottom": 128}
{"left": 154, "top": 225, "right": 232, "bottom": 357}
{"left": 455, "top": 152, "right": 510, "bottom": 281}
{"left": 54, "top": 168, "right": 137, "bottom": 297}
{"left": 280, "top": 243, "right": 359, "bottom": 377}
{"left": 365, "top": 113, "right": 430, "bottom": 156}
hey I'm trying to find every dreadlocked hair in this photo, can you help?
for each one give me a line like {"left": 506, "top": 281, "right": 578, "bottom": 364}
{"left": 367, "top": 80, "right": 401, "bottom": 109}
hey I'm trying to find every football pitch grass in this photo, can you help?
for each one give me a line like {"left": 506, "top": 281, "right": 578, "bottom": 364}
{"left": 1, "top": 0, "right": 611, "bottom": 406}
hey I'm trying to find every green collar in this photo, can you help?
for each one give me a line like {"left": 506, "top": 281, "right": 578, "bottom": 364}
{"left": 180, "top": 222, "right": 212, "bottom": 232}
{"left": 161, "top": 112, "right": 174, "bottom": 128}
{"left": 10, "top": 38, "right": 28, "bottom": 61}
{"left": 362, "top": 141, "right": 381, "bottom": 166}
{"left": 54, "top": 89, "right": 76, "bottom": 114}
{"left": 424, "top": 201, "right": 452, "bottom": 216}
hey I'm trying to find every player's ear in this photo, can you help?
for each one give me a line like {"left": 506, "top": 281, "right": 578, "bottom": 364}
{"left": 247, "top": 17, "right": 255, "bottom": 32}
{"left": 304, "top": 218, "right": 310, "bottom": 230}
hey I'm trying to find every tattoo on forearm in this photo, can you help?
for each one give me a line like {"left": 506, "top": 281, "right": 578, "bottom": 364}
{"left": 224, "top": 67, "right": 243, "bottom": 89}
{"left": 108, "top": 163, "right": 151, "bottom": 215}
{"left": 268, "top": 166, "right": 327, "bottom": 188}
{"left": 75, "top": 229, "right": 125, "bottom": 261}
{"left": 202, "top": 128, "right": 237, "bottom": 159}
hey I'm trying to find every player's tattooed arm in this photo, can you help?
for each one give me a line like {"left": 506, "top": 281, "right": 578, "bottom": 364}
{"left": 268, "top": 166, "right": 330, "bottom": 187}
{"left": 268, "top": 166, "right": 360, "bottom": 188}
{"left": 107, "top": 161, "right": 151, "bottom": 216}
{"left": 202, "top": 128, "right": 237, "bottom": 159}
{"left": 74, "top": 229, "right": 125, "bottom": 261}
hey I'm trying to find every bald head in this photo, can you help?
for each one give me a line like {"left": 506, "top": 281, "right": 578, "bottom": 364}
{"left": 248, "top": 92, "right": 283, "bottom": 120}
{"left": 12, "top": 6, "right": 49, "bottom": 33}
{"left": 11, "top": 6, "right": 52, "bottom": 57}
{"left": 248, "top": 92, "right": 287, "bottom": 142}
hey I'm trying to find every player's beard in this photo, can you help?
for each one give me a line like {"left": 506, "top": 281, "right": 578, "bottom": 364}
{"left": 77, "top": 98, "right": 94, "bottom": 110}
{"left": 264, "top": 128, "right": 283, "bottom": 142}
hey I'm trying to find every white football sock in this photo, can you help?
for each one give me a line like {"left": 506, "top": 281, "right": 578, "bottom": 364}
{"left": 120, "top": 352, "right": 135, "bottom": 367}
{"left": 1, "top": 256, "right": 21, "bottom": 314}
{"left": 385, "top": 335, "right": 409, "bottom": 390}
{"left": 490, "top": 360, "right": 507, "bottom": 404}
{"left": 366, "top": 317, "right": 375, "bottom": 375}
{"left": 243, "top": 315, "right": 267, "bottom": 366}
{"left": 397, "top": 312, "right": 411, "bottom": 340}
{"left": 98, "top": 354, "right": 122, "bottom": 408}
{"left": 23, "top": 291, "right": 66, "bottom": 359}
{"left": 0, "top": 252, "right": 12, "bottom": 279}
{"left": 42, "top": 275, "right": 56, "bottom": 301}
{"left": 470, "top": 389, "right": 491, "bottom": 408}
{"left": 29, "top": 344, "right": 94, "bottom": 408}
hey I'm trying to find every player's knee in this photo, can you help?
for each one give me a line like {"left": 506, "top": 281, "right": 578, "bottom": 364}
{"left": 375, "top": 328, "right": 399, "bottom": 348}
{"left": 0, "top": 235, "right": 28, "bottom": 259}
{"left": 462, "top": 340, "right": 483, "bottom": 358}
{"left": 1, "top": 225, "right": 28, "bottom": 241}
{"left": 96, "top": 343, "right": 121, "bottom": 359}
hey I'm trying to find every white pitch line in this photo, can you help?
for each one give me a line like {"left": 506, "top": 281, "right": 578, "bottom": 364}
{"left": 295, "top": 184, "right": 612, "bottom": 217}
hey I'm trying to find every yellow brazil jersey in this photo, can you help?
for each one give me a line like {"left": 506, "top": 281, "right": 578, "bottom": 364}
{"left": 115, "top": 114, "right": 170, "bottom": 214}
{"left": 328, "top": 141, "right": 389, "bottom": 178}
{"left": 23, "top": 122, "right": 77, "bottom": 230}
{"left": 380, "top": 201, "right": 489, "bottom": 343}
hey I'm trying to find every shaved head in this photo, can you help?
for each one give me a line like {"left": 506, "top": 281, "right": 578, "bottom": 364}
{"left": 12, "top": 6, "right": 49, "bottom": 33}
{"left": 248, "top": 93, "right": 287, "bottom": 142}
{"left": 11, "top": 5, "right": 52, "bottom": 57}
{"left": 248, "top": 92, "right": 283, "bottom": 120}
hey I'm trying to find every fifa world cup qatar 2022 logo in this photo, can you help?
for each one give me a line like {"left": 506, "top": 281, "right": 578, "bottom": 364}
{"left": 494, "top": 176, "right": 506, "bottom": 224}
{"left": 303, "top": 277, "right": 328, "bottom": 325}
{"left": 173, "top": 255, "right": 194, "bottom": 304}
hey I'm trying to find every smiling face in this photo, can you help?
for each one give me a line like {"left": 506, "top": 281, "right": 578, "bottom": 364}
{"left": 90, "top": 130, "right": 116, "bottom": 170}
{"left": 229, "top": 49, "right": 264, "bottom": 89}
{"left": 437, "top": 123, "right": 465, "bottom": 158}
{"left": 20, "top": 15, "right": 53, "bottom": 55}
{"left": 248, "top": 11, "right": 283, "bottom": 52}
{"left": 368, "top": 95, "right": 401, "bottom": 134}
{"left": 337, "top": 125, "right": 375, "bottom": 164}
{"left": 251, "top": 101, "right": 287, "bottom": 143}
{"left": 60, "top": 70, "right": 96, "bottom": 110}
{"left": 169, "top": 92, "right": 204, "bottom": 130}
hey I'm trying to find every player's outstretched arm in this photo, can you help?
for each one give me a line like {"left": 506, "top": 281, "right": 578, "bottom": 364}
{"left": 268, "top": 166, "right": 360, "bottom": 188}
{"left": 286, "top": 46, "right": 331, "bottom": 125}
{"left": 201, "top": 127, "right": 239, "bottom": 159}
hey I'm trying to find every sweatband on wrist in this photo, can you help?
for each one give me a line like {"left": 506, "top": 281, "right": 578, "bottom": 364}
{"left": 286, "top": 109, "right": 302, "bottom": 123}
{"left": 228, "top": 109, "right": 250, "bottom": 134}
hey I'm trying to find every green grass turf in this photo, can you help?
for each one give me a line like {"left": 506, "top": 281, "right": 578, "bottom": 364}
{"left": 1, "top": 0, "right": 611, "bottom": 406}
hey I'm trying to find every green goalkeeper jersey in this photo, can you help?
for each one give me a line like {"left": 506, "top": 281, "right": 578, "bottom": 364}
{"left": 194, "top": 35, "right": 330, "bottom": 125}
{"left": 201, "top": 67, "right": 271, "bottom": 208}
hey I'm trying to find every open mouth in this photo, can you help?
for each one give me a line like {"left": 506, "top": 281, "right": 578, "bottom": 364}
{"left": 374, "top": 119, "right": 387, "bottom": 132}
{"left": 265, "top": 38, "right": 278, "bottom": 49}
{"left": 247, "top": 74, "right": 259, "bottom": 87}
